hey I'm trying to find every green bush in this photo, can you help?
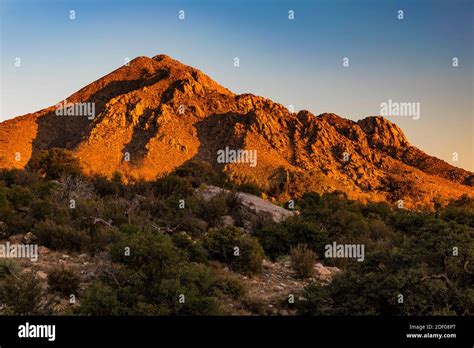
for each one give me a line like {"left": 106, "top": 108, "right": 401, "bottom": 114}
{"left": 48, "top": 267, "right": 81, "bottom": 296}
{"left": 255, "top": 218, "right": 329, "bottom": 261}
{"left": 0, "top": 208, "right": 35, "bottom": 236}
{"left": 30, "top": 198, "right": 68, "bottom": 222}
{"left": 291, "top": 244, "right": 316, "bottom": 279}
{"left": 0, "top": 168, "right": 40, "bottom": 187}
{"left": 440, "top": 195, "right": 474, "bottom": 228}
{"left": 213, "top": 273, "right": 246, "bottom": 299}
{"left": 91, "top": 174, "right": 123, "bottom": 196}
{"left": 0, "top": 259, "right": 21, "bottom": 279}
{"left": 0, "top": 183, "right": 9, "bottom": 209}
{"left": 237, "top": 183, "right": 262, "bottom": 196}
{"left": 153, "top": 263, "right": 222, "bottom": 315}
{"left": 298, "top": 227, "right": 474, "bottom": 316}
{"left": 179, "top": 216, "right": 208, "bottom": 237}
{"left": 153, "top": 175, "right": 194, "bottom": 197}
{"left": 197, "top": 192, "right": 239, "bottom": 227}
{"left": 0, "top": 273, "right": 42, "bottom": 314}
{"left": 82, "top": 255, "right": 244, "bottom": 315}
{"left": 6, "top": 185, "right": 33, "bottom": 211}
{"left": 28, "top": 148, "right": 82, "bottom": 180}
{"left": 33, "top": 219, "right": 89, "bottom": 251}
{"left": 204, "top": 226, "right": 264, "bottom": 276}
{"left": 254, "top": 224, "right": 290, "bottom": 260}
{"left": 174, "top": 160, "right": 224, "bottom": 187}
{"left": 171, "top": 232, "right": 208, "bottom": 263}
{"left": 111, "top": 225, "right": 182, "bottom": 279}
{"left": 80, "top": 283, "right": 120, "bottom": 315}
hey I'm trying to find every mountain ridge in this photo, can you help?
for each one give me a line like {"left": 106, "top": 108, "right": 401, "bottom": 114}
{"left": 0, "top": 54, "right": 472, "bottom": 208}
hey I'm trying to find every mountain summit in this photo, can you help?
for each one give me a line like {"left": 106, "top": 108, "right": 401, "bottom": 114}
{"left": 0, "top": 54, "right": 472, "bottom": 207}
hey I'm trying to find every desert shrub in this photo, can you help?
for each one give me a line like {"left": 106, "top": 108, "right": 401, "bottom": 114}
{"left": 286, "top": 171, "right": 329, "bottom": 199}
{"left": 1, "top": 185, "right": 36, "bottom": 234}
{"left": 28, "top": 148, "right": 82, "bottom": 180}
{"left": 366, "top": 217, "right": 397, "bottom": 243}
{"left": 299, "top": 191, "right": 355, "bottom": 221}
{"left": 33, "top": 219, "right": 89, "bottom": 251}
{"left": 197, "top": 192, "right": 239, "bottom": 226}
{"left": 0, "top": 168, "right": 40, "bottom": 187}
{"left": 298, "top": 192, "right": 321, "bottom": 209}
{"left": 0, "top": 272, "right": 42, "bottom": 314}
{"left": 283, "top": 218, "right": 330, "bottom": 252}
{"left": 382, "top": 173, "right": 419, "bottom": 202}
{"left": 6, "top": 185, "right": 33, "bottom": 211}
{"left": 298, "top": 220, "right": 474, "bottom": 316}
{"left": 204, "top": 226, "right": 264, "bottom": 276}
{"left": 174, "top": 160, "right": 224, "bottom": 187}
{"left": 111, "top": 171, "right": 124, "bottom": 184}
{"left": 0, "top": 208, "right": 35, "bottom": 236}
{"left": 71, "top": 198, "right": 103, "bottom": 224}
{"left": 80, "top": 282, "right": 120, "bottom": 315}
{"left": 237, "top": 183, "right": 262, "bottom": 196}
{"left": 91, "top": 174, "right": 122, "bottom": 196}
{"left": 30, "top": 198, "right": 67, "bottom": 222}
{"left": 111, "top": 225, "right": 182, "bottom": 279}
{"left": 0, "top": 183, "right": 8, "bottom": 209}
{"left": 361, "top": 201, "right": 392, "bottom": 221}
{"left": 153, "top": 175, "right": 194, "bottom": 197}
{"left": 53, "top": 175, "right": 94, "bottom": 205}
{"left": 213, "top": 273, "right": 246, "bottom": 299}
{"left": 255, "top": 218, "right": 329, "bottom": 260}
{"left": 84, "top": 252, "right": 243, "bottom": 315}
{"left": 0, "top": 259, "right": 21, "bottom": 278}
{"left": 321, "top": 209, "right": 371, "bottom": 240}
{"left": 179, "top": 216, "right": 208, "bottom": 237}
{"left": 291, "top": 244, "right": 316, "bottom": 279}
{"left": 152, "top": 263, "right": 222, "bottom": 315}
{"left": 254, "top": 224, "right": 291, "bottom": 260}
{"left": 171, "top": 232, "right": 208, "bottom": 263}
{"left": 102, "top": 198, "right": 130, "bottom": 226}
{"left": 440, "top": 196, "right": 474, "bottom": 228}
{"left": 88, "top": 226, "right": 119, "bottom": 255}
{"left": 48, "top": 267, "right": 80, "bottom": 296}
{"left": 390, "top": 209, "right": 431, "bottom": 234}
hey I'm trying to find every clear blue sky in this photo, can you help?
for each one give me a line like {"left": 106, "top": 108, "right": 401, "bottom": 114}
{"left": 0, "top": 0, "right": 473, "bottom": 170}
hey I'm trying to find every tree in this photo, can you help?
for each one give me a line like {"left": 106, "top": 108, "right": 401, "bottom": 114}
{"left": 28, "top": 148, "right": 82, "bottom": 180}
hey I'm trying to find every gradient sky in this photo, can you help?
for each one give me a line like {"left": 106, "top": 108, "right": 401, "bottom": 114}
{"left": 1, "top": 0, "right": 473, "bottom": 170}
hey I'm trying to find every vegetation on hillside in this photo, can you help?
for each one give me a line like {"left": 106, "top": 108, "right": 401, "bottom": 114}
{"left": 0, "top": 149, "right": 472, "bottom": 315}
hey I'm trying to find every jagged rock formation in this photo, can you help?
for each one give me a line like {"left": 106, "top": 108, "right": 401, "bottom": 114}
{"left": 0, "top": 54, "right": 472, "bottom": 207}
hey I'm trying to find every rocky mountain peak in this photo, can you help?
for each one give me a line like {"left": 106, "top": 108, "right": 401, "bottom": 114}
{"left": 357, "top": 116, "right": 409, "bottom": 148}
{"left": 0, "top": 54, "right": 472, "bottom": 208}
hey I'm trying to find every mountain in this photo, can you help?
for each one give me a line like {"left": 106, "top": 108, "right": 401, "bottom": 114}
{"left": 0, "top": 54, "right": 472, "bottom": 208}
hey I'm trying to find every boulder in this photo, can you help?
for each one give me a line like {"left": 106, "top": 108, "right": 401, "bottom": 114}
{"left": 219, "top": 215, "right": 235, "bottom": 228}
{"left": 237, "top": 192, "right": 297, "bottom": 223}
{"left": 23, "top": 232, "right": 38, "bottom": 244}
{"left": 197, "top": 185, "right": 297, "bottom": 224}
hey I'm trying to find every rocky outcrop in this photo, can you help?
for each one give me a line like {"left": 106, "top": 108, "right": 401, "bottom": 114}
{"left": 197, "top": 185, "right": 297, "bottom": 223}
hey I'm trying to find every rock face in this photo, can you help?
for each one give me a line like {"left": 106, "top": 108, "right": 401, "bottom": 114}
{"left": 0, "top": 54, "right": 472, "bottom": 207}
